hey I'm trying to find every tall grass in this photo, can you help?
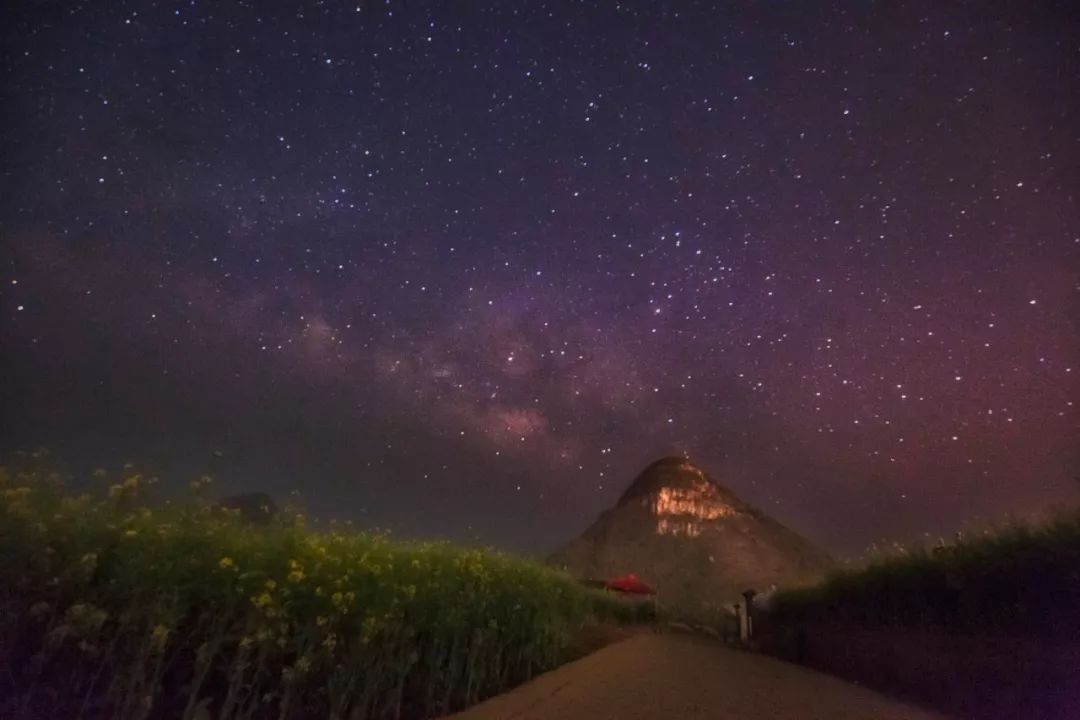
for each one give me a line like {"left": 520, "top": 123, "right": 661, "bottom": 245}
{"left": 766, "top": 512, "right": 1080, "bottom": 636}
{"left": 0, "top": 460, "right": 650, "bottom": 720}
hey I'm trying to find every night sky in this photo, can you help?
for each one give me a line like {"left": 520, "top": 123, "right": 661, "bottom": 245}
{"left": 2, "top": 1, "right": 1077, "bottom": 556}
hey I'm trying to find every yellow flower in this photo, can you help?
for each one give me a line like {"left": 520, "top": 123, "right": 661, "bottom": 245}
{"left": 66, "top": 603, "right": 108, "bottom": 633}
{"left": 188, "top": 475, "right": 213, "bottom": 490}
{"left": 219, "top": 557, "right": 235, "bottom": 570}
{"left": 149, "top": 624, "right": 170, "bottom": 652}
{"left": 124, "top": 529, "right": 138, "bottom": 537}
{"left": 360, "top": 616, "right": 377, "bottom": 644}
{"left": 29, "top": 601, "right": 51, "bottom": 619}
{"left": 252, "top": 592, "right": 273, "bottom": 609}
{"left": 287, "top": 570, "right": 305, "bottom": 583}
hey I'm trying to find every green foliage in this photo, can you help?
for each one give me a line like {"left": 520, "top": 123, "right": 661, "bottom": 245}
{"left": 0, "top": 460, "right": 646, "bottom": 720}
{"left": 767, "top": 512, "right": 1080, "bottom": 635}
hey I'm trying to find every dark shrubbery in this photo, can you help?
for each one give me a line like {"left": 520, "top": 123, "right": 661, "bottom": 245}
{"left": 0, "top": 462, "right": 647, "bottom": 720}
{"left": 767, "top": 512, "right": 1080, "bottom": 636}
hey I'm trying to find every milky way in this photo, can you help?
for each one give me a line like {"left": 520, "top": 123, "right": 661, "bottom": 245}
{"left": 2, "top": 2, "right": 1077, "bottom": 555}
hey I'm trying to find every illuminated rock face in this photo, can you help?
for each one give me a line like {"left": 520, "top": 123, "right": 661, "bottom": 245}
{"left": 645, "top": 480, "right": 737, "bottom": 536}
{"left": 657, "top": 517, "right": 703, "bottom": 537}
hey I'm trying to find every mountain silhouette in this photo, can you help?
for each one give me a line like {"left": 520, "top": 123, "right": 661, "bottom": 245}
{"left": 549, "top": 456, "right": 833, "bottom": 619}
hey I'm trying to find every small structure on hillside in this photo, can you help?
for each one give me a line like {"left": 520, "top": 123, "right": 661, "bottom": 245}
{"left": 604, "top": 573, "right": 656, "bottom": 596}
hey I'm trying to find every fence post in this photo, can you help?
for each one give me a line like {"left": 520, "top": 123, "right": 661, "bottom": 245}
{"left": 741, "top": 589, "right": 758, "bottom": 642}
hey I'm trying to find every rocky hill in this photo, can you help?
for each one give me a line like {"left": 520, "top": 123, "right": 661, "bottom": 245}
{"left": 549, "top": 456, "right": 833, "bottom": 619}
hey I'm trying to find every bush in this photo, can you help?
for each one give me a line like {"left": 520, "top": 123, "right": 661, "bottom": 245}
{"left": 766, "top": 512, "right": 1080, "bottom": 636}
{"left": 0, "top": 460, "right": 642, "bottom": 719}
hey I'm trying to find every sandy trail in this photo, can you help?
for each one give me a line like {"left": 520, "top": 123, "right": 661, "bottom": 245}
{"left": 447, "top": 632, "right": 946, "bottom": 720}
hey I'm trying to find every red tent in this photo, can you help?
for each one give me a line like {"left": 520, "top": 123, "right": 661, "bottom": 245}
{"left": 604, "top": 573, "right": 655, "bottom": 595}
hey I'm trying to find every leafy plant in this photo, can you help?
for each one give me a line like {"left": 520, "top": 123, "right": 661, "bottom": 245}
{"left": 766, "top": 512, "right": 1080, "bottom": 636}
{"left": 0, "top": 458, "right": 649, "bottom": 719}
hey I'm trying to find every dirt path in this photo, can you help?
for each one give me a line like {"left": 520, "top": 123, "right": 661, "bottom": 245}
{"left": 447, "top": 632, "right": 947, "bottom": 720}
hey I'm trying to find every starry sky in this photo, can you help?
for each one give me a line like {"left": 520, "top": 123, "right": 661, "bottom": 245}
{"left": 2, "top": 1, "right": 1077, "bottom": 557}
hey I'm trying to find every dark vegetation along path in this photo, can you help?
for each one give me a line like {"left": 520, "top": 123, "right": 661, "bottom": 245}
{"left": 447, "top": 632, "right": 946, "bottom": 720}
